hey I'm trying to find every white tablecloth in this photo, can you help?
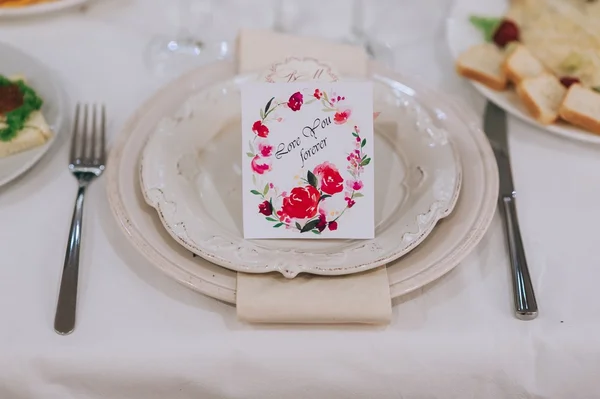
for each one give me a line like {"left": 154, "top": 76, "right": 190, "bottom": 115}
{"left": 1, "top": 1, "right": 600, "bottom": 398}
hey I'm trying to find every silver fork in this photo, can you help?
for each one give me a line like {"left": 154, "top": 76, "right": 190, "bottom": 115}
{"left": 54, "top": 103, "right": 106, "bottom": 335}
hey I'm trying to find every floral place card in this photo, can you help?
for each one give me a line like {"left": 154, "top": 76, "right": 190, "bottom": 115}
{"left": 241, "top": 81, "right": 375, "bottom": 239}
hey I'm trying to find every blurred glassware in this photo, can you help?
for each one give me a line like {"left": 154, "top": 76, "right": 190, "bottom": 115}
{"left": 272, "top": 0, "right": 394, "bottom": 68}
{"left": 144, "top": 0, "right": 230, "bottom": 78}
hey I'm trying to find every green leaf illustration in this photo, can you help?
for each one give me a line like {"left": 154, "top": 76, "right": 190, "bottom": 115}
{"left": 352, "top": 132, "right": 358, "bottom": 138}
{"left": 246, "top": 152, "right": 255, "bottom": 158}
{"left": 360, "top": 157, "right": 371, "bottom": 166}
{"left": 250, "top": 190, "right": 262, "bottom": 196}
{"left": 266, "top": 217, "right": 278, "bottom": 222}
{"left": 264, "top": 97, "right": 275, "bottom": 114}
{"left": 353, "top": 193, "right": 364, "bottom": 198}
{"left": 361, "top": 138, "right": 366, "bottom": 148}
{"left": 322, "top": 108, "right": 335, "bottom": 112}
{"left": 295, "top": 222, "right": 302, "bottom": 231}
{"left": 323, "top": 91, "right": 329, "bottom": 103}
{"left": 260, "top": 108, "right": 265, "bottom": 120}
{"left": 311, "top": 230, "right": 321, "bottom": 234}
{"left": 273, "top": 223, "right": 284, "bottom": 228}
{"left": 307, "top": 170, "right": 318, "bottom": 189}
{"left": 301, "top": 219, "right": 320, "bottom": 233}
{"left": 263, "top": 183, "right": 269, "bottom": 195}
{"left": 319, "top": 194, "right": 331, "bottom": 202}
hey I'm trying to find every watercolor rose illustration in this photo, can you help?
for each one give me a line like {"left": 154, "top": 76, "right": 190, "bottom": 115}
{"left": 248, "top": 88, "right": 373, "bottom": 234}
{"left": 287, "top": 92, "right": 303, "bottom": 111}
{"left": 313, "top": 161, "right": 344, "bottom": 195}
{"left": 278, "top": 185, "right": 320, "bottom": 220}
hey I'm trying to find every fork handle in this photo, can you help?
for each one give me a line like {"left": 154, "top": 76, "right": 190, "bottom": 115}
{"left": 54, "top": 184, "right": 87, "bottom": 335}
{"left": 500, "top": 195, "right": 538, "bottom": 320}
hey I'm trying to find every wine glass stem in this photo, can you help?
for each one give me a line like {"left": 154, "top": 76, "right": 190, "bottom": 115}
{"left": 351, "top": 0, "right": 365, "bottom": 42}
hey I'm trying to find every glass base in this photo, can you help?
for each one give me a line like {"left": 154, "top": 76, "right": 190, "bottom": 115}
{"left": 144, "top": 35, "right": 230, "bottom": 78}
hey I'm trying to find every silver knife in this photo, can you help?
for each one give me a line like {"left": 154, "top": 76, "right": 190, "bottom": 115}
{"left": 484, "top": 101, "right": 538, "bottom": 320}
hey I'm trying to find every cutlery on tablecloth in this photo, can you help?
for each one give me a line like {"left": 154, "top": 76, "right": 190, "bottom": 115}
{"left": 54, "top": 104, "right": 106, "bottom": 335}
{"left": 483, "top": 101, "right": 538, "bottom": 320}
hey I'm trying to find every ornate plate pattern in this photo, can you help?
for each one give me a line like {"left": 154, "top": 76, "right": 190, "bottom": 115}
{"left": 139, "top": 73, "right": 462, "bottom": 278}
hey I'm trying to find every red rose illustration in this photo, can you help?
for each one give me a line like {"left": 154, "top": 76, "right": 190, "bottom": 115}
{"left": 287, "top": 92, "right": 303, "bottom": 111}
{"left": 258, "top": 200, "right": 272, "bottom": 216}
{"left": 280, "top": 185, "right": 320, "bottom": 219}
{"left": 316, "top": 212, "right": 327, "bottom": 232}
{"left": 333, "top": 109, "right": 351, "bottom": 125}
{"left": 328, "top": 221, "right": 338, "bottom": 231}
{"left": 313, "top": 162, "right": 344, "bottom": 195}
{"left": 313, "top": 89, "right": 322, "bottom": 99}
{"left": 252, "top": 120, "right": 269, "bottom": 138}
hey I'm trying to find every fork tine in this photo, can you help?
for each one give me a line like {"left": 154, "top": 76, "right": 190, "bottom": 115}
{"left": 100, "top": 104, "right": 106, "bottom": 163}
{"left": 80, "top": 104, "right": 89, "bottom": 164}
{"left": 90, "top": 104, "right": 97, "bottom": 163}
{"left": 69, "top": 103, "right": 81, "bottom": 165}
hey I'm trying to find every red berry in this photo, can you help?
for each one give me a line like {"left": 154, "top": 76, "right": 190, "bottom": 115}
{"left": 559, "top": 76, "right": 581, "bottom": 88}
{"left": 493, "top": 19, "right": 519, "bottom": 48}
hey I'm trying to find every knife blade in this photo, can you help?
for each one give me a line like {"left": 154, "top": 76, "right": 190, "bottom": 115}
{"left": 483, "top": 102, "right": 538, "bottom": 320}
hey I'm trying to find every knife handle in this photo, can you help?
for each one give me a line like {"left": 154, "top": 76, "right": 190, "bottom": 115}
{"left": 500, "top": 195, "right": 538, "bottom": 320}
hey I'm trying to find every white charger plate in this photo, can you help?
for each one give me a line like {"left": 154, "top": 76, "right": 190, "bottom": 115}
{"left": 446, "top": 0, "right": 600, "bottom": 144}
{"left": 106, "top": 61, "right": 499, "bottom": 303}
{"left": 139, "top": 73, "right": 462, "bottom": 278}
{"left": 0, "top": 0, "right": 88, "bottom": 17}
{"left": 0, "top": 42, "right": 67, "bottom": 187}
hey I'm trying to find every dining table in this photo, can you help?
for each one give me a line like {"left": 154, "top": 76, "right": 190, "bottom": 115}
{"left": 1, "top": 0, "right": 600, "bottom": 398}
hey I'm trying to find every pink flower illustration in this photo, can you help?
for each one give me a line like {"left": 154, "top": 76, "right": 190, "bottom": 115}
{"left": 334, "top": 109, "right": 351, "bottom": 125}
{"left": 287, "top": 92, "right": 303, "bottom": 111}
{"left": 258, "top": 200, "right": 272, "bottom": 216}
{"left": 328, "top": 221, "right": 338, "bottom": 231}
{"left": 252, "top": 120, "right": 269, "bottom": 138}
{"left": 258, "top": 141, "right": 273, "bottom": 157}
{"left": 347, "top": 179, "right": 363, "bottom": 191}
{"left": 313, "top": 89, "right": 322, "bottom": 99}
{"left": 251, "top": 155, "right": 271, "bottom": 175}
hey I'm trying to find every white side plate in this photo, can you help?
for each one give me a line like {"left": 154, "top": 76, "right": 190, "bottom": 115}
{"left": 446, "top": 0, "right": 600, "bottom": 144}
{"left": 0, "top": 42, "right": 67, "bottom": 187}
{"left": 140, "top": 73, "right": 462, "bottom": 278}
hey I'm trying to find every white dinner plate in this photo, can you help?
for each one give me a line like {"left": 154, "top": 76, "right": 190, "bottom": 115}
{"left": 106, "top": 60, "right": 499, "bottom": 303}
{"left": 139, "top": 73, "right": 462, "bottom": 278}
{"left": 0, "top": 0, "right": 88, "bottom": 18}
{"left": 0, "top": 41, "right": 67, "bottom": 187}
{"left": 446, "top": 0, "right": 600, "bottom": 145}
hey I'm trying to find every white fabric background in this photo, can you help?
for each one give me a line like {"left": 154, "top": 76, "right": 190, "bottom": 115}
{"left": 1, "top": 1, "right": 599, "bottom": 398}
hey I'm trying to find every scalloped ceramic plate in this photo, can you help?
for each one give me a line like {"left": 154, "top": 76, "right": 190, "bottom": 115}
{"left": 139, "top": 73, "right": 462, "bottom": 278}
{"left": 446, "top": 0, "right": 600, "bottom": 144}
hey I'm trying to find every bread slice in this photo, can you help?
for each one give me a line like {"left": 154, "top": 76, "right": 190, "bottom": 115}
{"left": 503, "top": 43, "right": 546, "bottom": 84}
{"left": 516, "top": 73, "right": 567, "bottom": 124}
{"left": 456, "top": 43, "right": 508, "bottom": 91}
{"left": 0, "top": 75, "right": 52, "bottom": 158}
{"left": 558, "top": 84, "right": 600, "bottom": 134}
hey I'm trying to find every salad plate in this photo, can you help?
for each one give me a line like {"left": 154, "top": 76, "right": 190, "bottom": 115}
{"left": 446, "top": 0, "right": 600, "bottom": 144}
{"left": 139, "top": 72, "right": 462, "bottom": 278}
{"left": 0, "top": 0, "right": 89, "bottom": 18}
{"left": 0, "top": 42, "right": 67, "bottom": 187}
{"left": 106, "top": 60, "right": 498, "bottom": 302}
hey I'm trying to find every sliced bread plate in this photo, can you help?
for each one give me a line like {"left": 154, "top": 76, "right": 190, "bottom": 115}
{"left": 446, "top": 0, "right": 600, "bottom": 144}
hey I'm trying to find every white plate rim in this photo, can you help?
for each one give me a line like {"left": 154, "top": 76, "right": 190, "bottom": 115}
{"left": 139, "top": 73, "right": 463, "bottom": 278}
{"left": 105, "top": 60, "right": 499, "bottom": 304}
{"left": 445, "top": 0, "right": 600, "bottom": 145}
{"left": 0, "top": 41, "right": 68, "bottom": 187}
{"left": 0, "top": 0, "right": 88, "bottom": 17}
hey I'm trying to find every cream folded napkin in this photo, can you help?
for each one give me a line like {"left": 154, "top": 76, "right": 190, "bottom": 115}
{"left": 235, "top": 29, "right": 392, "bottom": 325}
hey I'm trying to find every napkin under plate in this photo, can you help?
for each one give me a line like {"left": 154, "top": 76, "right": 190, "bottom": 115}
{"left": 235, "top": 29, "right": 392, "bottom": 325}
